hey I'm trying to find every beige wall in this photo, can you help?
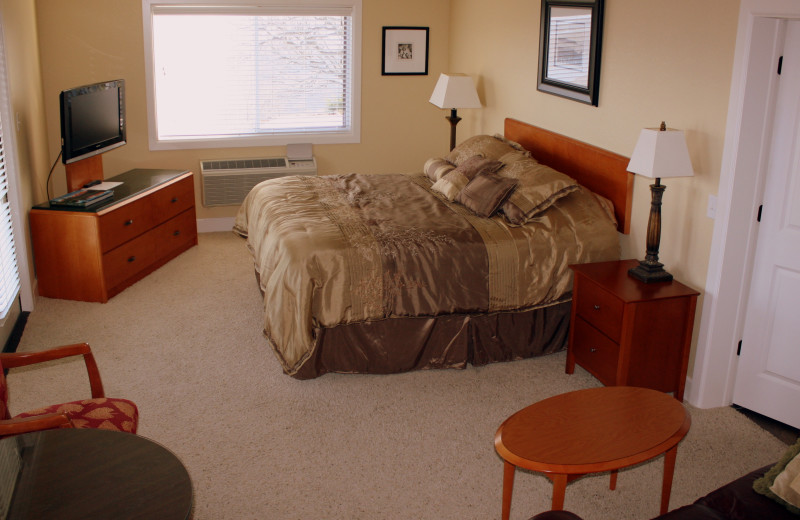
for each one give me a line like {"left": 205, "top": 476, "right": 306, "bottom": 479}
{"left": 34, "top": 0, "right": 453, "bottom": 220}
{"left": 449, "top": 0, "right": 740, "bottom": 367}
{"left": 0, "top": 0, "right": 50, "bottom": 307}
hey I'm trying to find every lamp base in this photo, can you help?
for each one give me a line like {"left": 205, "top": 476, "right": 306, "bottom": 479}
{"left": 628, "top": 260, "right": 673, "bottom": 284}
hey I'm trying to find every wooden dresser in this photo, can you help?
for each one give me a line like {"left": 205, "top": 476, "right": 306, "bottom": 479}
{"left": 566, "top": 259, "right": 700, "bottom": 401}
{"left": 30, "top": 169, "right": 198, "bottom": 303}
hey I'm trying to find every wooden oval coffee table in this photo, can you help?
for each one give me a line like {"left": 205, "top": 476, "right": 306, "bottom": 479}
{"left": 494, "top": 386, "right": 690, "bottom": 519}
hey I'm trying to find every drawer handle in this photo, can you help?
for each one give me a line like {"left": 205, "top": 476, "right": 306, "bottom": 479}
{"left": 173, "top": 230, "right": 181, "bottom": 236}
{"left": 171, "top": 197, "right": 178, "bottom": 203}
{"left": 590, "top": 348, "right": 598, "bottom": 353}
{"left": 127, "top": 256, "right": 136, "bottom": 263}
{"left": 593, "top": 304, "right": 601, "bottom": 311}
{"left": 124, "top": 219, "right": 134, "bottom": 226}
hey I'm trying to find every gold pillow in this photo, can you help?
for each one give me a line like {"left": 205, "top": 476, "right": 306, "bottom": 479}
{"left": 431, "top": 156, "right": 503, "bottom": 201}
{"left": 445, "top": 134, "right": 533, "bottom": 166}
{"left": 497, "top": 153, "right": 580, "bottom": 225}
{"left": 423, "top": 157, "right": 456, "bottom": 182}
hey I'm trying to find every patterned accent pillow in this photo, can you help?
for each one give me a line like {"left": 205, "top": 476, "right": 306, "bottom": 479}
{"left": 496, "top": 152, "right": 580, "bottom": 225}
{"left": 455, "top": 172, "right": 518, "bottom": 217}
{"left": 423, "top": 157, "right": 456, "bottom": 182}
{"left": 14, "top": 397, "right": 140, "bottom": 434}
{"left": 445, "top": 134, "right": 533, "bottom": 166}
{"left": 431, "top": 156, "right": 503, "bottom": 201}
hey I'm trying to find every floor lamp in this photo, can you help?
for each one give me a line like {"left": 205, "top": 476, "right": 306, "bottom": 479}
{"left": 429, "top": 73, "right": 481, "bottom": 151}
{"left": 627, "top": 122, "right": 694, "bottom": 283}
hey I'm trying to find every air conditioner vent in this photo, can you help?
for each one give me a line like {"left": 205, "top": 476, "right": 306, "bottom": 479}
{"left": 200, "top": 156, "right": 316, "bottom": 207}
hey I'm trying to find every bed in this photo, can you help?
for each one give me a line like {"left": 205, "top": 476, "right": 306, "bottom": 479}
{"left": 234, "top": 118, "right": 633, "bottom": 379}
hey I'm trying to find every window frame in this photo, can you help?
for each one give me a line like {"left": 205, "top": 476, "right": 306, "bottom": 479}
{"left": 142, "top": 0, "right": 362, "bottom": 150}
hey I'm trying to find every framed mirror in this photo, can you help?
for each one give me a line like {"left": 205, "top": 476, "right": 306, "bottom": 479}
{"left": 537, "top": 0, "right": 604, "bottom": 106}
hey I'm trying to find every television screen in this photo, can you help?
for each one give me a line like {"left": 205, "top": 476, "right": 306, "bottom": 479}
{"left": 60, "top": 79, "right": 126, "bottom": 164}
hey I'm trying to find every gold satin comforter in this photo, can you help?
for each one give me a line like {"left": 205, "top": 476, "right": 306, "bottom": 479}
{"left": 234, "top": 173, "right": 619, "bottom": 377}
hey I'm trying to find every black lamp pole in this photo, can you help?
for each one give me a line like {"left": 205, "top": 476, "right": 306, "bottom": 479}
{"left": 446, "top": 108, "right": 462, "bottom": 151}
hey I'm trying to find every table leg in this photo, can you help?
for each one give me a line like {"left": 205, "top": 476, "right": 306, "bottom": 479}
{"left": 610, "top": 469, "right": 618, "bottom": 490}
{"left": 660, "top": 445, "right": 679, "bottom": 514}
{"left": 551, "top": 473, "right": 568, "bottom": 511}
{"left": 502, "top": 461, "right": 515, "bottom": 520}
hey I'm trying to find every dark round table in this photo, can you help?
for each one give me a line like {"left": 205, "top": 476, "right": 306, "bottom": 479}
{"left": 1, "top": 429, "right": 193, "bottom": 519}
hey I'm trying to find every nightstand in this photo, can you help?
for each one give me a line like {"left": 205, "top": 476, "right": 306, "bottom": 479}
{"left": 566, "top": 259, "right": 700, "bottom": 401}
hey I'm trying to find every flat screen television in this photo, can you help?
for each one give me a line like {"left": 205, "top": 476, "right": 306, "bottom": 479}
{"left": 60, "top": 79, "right": 126, "bottom": 164}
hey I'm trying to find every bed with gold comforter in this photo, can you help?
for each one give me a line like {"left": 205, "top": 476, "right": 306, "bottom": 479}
{"left": 235, "top": 128, "right": 627, "bottom": 379}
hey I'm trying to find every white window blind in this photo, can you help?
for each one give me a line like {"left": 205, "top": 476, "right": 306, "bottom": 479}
{"left": 144, "top": 1, "right": 361, "bottom": 149}
{"left": 0, "top": 49, "right": 20, "bottom": 322}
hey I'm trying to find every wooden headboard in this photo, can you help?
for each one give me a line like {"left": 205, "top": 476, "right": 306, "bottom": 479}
{"left": 504, "top": 118, "right": 633, "bottom": 234}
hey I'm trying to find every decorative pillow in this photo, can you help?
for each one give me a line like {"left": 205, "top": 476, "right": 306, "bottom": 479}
{"left": 754, "top": 436, "right": 800, "bottom": 514}
{"left": 445, "top": 134, "right": 533, "bottom": 166}
{"left": 423, "top": 157, "right": 456, "bottom": 182}
{"left": 431, "top": 155, "right": 503, "bottom": 201}
{"left": 496, "top": 153, "right": 580, "bottom": 225}
{"left": 455, "top": 173, "right": 518, "bottom": 218}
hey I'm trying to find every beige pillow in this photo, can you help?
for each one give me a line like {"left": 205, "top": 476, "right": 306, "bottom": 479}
{"left": 431, "top": 156, "right": 503, "bottom": 201}
{"left": 455, "top": 173, "right": 518, "bottom": 217}
{"left": 496, "top": 154, "right": 580, "bottom": 224}
{"left": 771, "top": 451, "right": 800, "bottom": 509}
{"left": 754, "top": 436, "right": 800, "bottom": 514}
{"left": 445, "top": 134, "right": 533, "bottom": 166}
{"left": 423, "top": 157, "right": 456, "bottom": 182}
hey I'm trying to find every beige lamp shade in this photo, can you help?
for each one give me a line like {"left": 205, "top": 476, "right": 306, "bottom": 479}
{"left": 429, "top": 73, "right": 481, "bottom": 109}
{"left": 627, "top": 123, "right": 694, "bottom": 179}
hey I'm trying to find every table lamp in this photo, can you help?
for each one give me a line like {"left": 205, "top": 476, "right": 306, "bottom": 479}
{"left": 429, "top": 73, "right": 481, "bottom": 151}
{"left": 627, "top": 122, "right": 694, "bottom": 283}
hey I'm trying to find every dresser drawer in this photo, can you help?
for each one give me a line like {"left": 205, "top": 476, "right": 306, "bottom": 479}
{"left": 98, "top": 196, "right": 157, "bottom": 253}
{"left": 152, "top": 208, "right": 197, "bottom": 257}
{"left": 574, "top": 277, "right": 623, "bottom": 342}
{"left": 102, "top": 229, "right": 159, "bottom": 290}
{"left": 572, "top": 316, "right": 620, "bottom": 385}
{"left": 150, "top": 175, "right": 195, "bottom": 222}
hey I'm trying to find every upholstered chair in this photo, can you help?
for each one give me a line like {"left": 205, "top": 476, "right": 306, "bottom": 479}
{"left": 0, "top": 343, "right": 138, "bottom": 436}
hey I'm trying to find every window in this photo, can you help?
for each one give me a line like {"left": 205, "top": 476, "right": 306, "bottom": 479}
{"left": 0, "top": 37, "right": 21, "bottom": 322}
{"left": 142, "top": 0, "right": 361, "bottom": 149}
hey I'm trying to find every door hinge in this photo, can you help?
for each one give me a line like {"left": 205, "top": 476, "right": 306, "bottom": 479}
{"left": 778, "top": 56, "right": 783, "bottom": 75}
{"left": 757, "top": 204, "right": 763, "bottom": 222}
{"left": 737, "top": 340, "right": 742, "bottom": 356}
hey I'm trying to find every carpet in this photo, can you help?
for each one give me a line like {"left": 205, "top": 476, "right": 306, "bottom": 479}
{"left": 8, "top": 232, "right": 790, "bottom": 519}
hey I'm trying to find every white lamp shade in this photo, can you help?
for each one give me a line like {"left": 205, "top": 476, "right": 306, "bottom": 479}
{"left": 627, "top": 126, "right": 694, "bottom": 179}
{"left": 429, "top": 73, "right": 481, "bottom": 110}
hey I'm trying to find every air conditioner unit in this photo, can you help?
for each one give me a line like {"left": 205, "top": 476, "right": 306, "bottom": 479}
{"left": 200, "top": 156, "right": 317, "bottom": 207}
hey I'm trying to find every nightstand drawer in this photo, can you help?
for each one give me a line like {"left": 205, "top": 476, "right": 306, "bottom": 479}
{"left": 572, "top": 316, "right": 619, "bottom": 385}
{"left": 574, "top": 278, "right": 623, "bottom": 342}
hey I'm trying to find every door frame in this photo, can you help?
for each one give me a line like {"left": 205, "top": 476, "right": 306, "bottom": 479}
{"left": 689, "top": 0, "right": 800, "bottom": 408}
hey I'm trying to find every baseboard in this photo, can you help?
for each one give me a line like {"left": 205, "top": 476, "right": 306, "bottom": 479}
{"left": 2, "top": 310, "right": 29, "bottom": 354}
{"left": 197, "top": 217, "right": 235, "bottom": 233}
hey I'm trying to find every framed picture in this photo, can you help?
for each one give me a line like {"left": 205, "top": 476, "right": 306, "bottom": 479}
{"left": 382, "top": 27, "right": 429, "bottom": 75}
{"left": 537, "top": 0, "right": 604, "bottom": 105}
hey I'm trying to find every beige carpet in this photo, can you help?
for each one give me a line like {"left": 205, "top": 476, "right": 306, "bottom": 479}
{"left": 8, "top": 232, "right": 790, "bottom": 520}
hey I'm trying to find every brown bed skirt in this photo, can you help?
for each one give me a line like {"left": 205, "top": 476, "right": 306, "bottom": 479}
{"left": 291, "top": 300, "right": 572, "bottom": 379}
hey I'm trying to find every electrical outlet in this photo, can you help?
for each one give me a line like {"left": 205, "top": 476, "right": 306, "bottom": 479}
{"left": 707, "top": 194, "right": 717, "bottom": 219}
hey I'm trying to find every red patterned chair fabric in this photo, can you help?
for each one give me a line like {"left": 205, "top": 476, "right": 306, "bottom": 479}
{"left": 13, "top": 398, "right": 138, "bottom": 433}
{"left": 0, "top": 343, "right": 139, "bottom": 436}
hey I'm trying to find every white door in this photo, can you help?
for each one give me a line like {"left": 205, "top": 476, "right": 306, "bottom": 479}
{"left": 732, "top": 21, "right": 800, "bottom": 429}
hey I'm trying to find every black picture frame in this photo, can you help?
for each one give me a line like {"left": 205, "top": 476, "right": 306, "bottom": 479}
{"left": 537, "top": 0, "right": 604, "bottom": 106}
{"left": 382, "top": 26, "right": 429, "bottom": 76}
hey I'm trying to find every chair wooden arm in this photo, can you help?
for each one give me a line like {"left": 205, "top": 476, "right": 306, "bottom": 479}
{"left": 0, "top": 413, "right": 74, "bottom": 436}
{"left": 0, "top": 343, "right": 105, "bottom": 398}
